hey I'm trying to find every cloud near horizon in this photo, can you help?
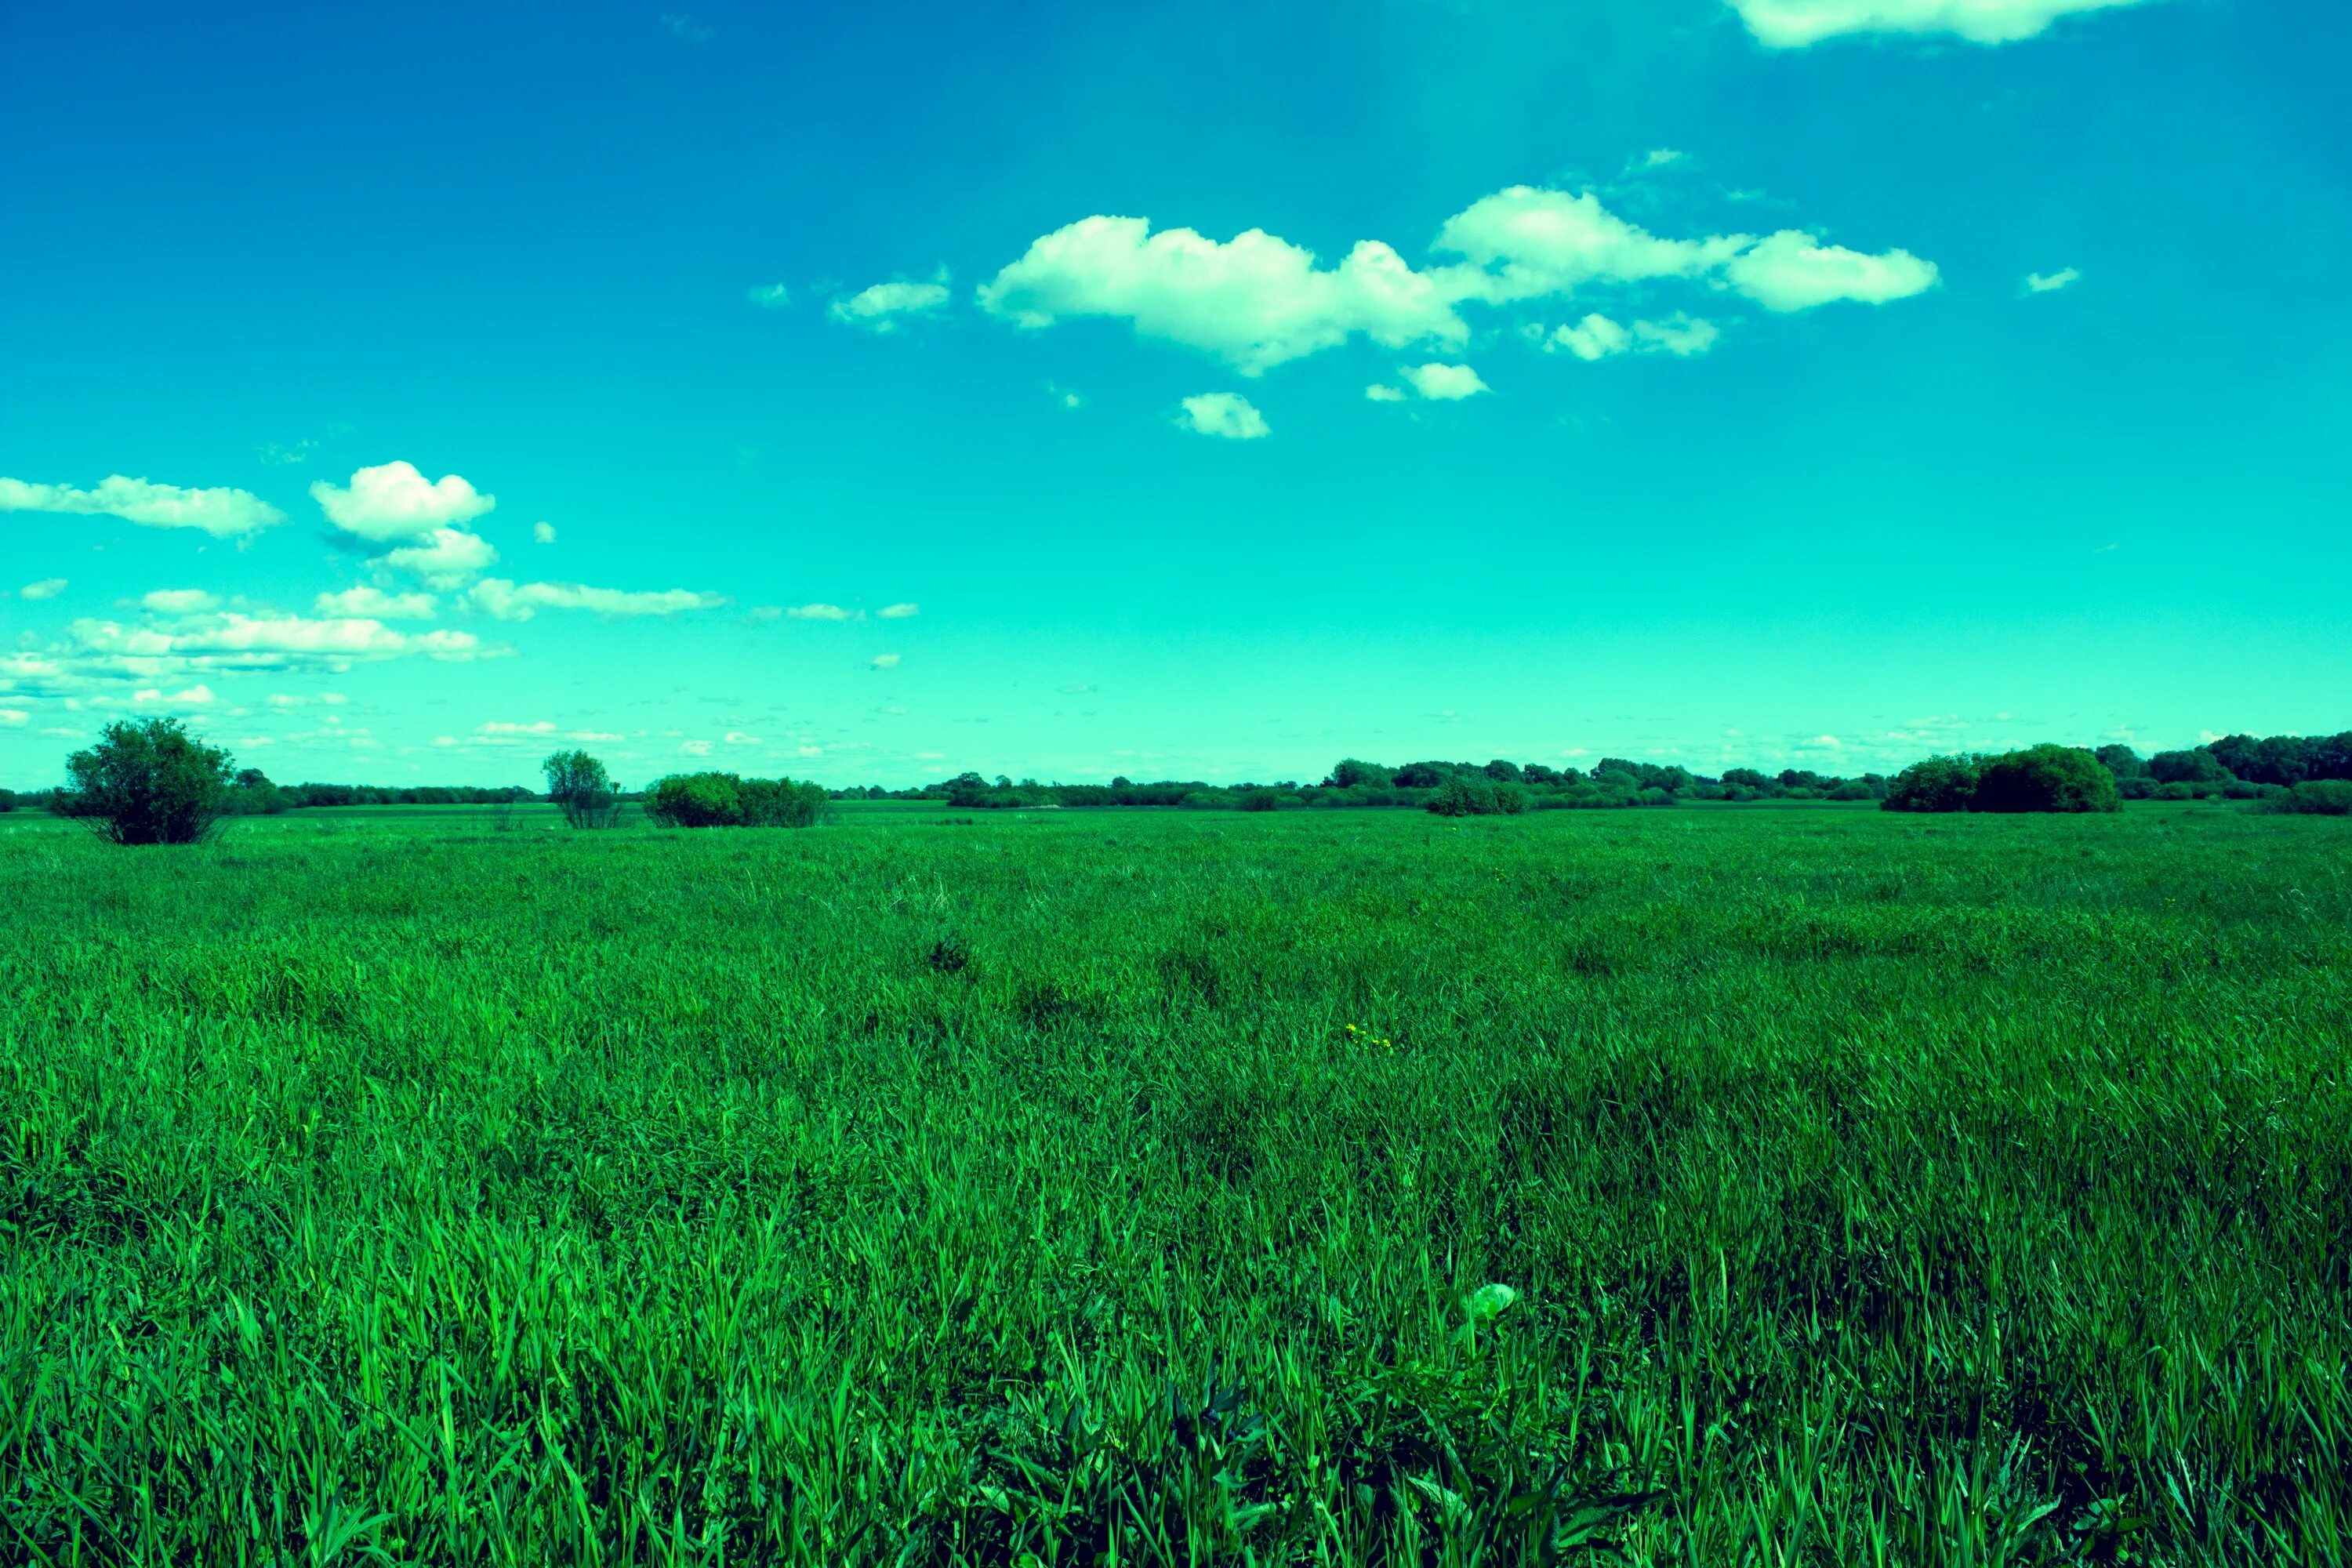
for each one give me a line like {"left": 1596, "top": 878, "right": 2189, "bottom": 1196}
{"left": 0, "top": 475, "right": 285, "bottom": 537}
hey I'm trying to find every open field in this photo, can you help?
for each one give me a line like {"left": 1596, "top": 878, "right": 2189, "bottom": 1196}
{"left": 3, "top": 804, "right": 2347, "bottom": 1564}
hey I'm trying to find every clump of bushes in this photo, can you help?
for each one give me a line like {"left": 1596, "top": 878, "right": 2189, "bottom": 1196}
{"left": 1884, "top": 745, "right": 2118, "bottom": 814}
{"left": 2261, "top": 780, "right": 2352, "bottom": 816}
{"left": 1425, "top": 776, "right": 1527, "bottom": 817}
{"left": 645, "top": 771, "right": 827, "bottom": 828}
{"left": 58, "top": 717, "right": 234, "bottom": 844}
{"left": 543, "top": 749, "right": 626, "bottom": 829}
{"left": 1972, "top": 744, "right": 2119, "bottom": 814}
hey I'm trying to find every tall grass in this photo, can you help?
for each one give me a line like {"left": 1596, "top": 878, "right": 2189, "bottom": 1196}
{"left": 2, "top": 804, "right": 2347, "bottom": 1563}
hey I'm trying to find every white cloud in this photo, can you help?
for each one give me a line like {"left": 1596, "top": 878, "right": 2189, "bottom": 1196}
{"left": 2024, "top": 266, "right": 2082, "bottom": 293}
{"left": 747, "top": 281, "right": 791, "bottom": 307}
{"left": 786, "top": 603, "right": 861, "bottom": 622}
{"left": 1364, "top": 383, "right": 1408, "bottom": 402}
{"left": 829, "top": 279, "right": 951, "bottom": 332}
{"left": 1721, "top": 230, "right": 1939, "bottom": 311}
{"left": 314, "top": 586, "right": 437, "bottom": 619}
{"left": 467, "top": 579, "right": 729, "bottom": 621}
{"left": 378, "top": 527, "right": 498, "bottom": 589}
{"left": 20, "top": 578, "right": 67, "bottom": 601}
{"left": 979, "top": 216, "right": 1465, "bottom": 375}
{"left": 724, "top": 731, "right": 760, "bottom": 744}
{"left": 661, "top": 13, "right": 714, "bottom": 42}
{"left": 869, "top": 653, "right": 902, "bottom": 670}
{"left": 0, "top": 709, "right": 26, "bottom": 726}
{"left": 1176, "top": 392, "right": 1270, "bottom": 440}
{"left": 1046, "top": 383, "right": 1084, "bottom": 409}
{"left": 1727, "top": 0, "right": 2155, "bottom": 48}
{"left": 129, "top": 684, "right": 215, "bottom": 709}
{"left": 1539, "top": 311, "right": 1720, "bottom": 359}
{"left": 1399, "top": 363, "right": 1490, "bottom": 401}
{"left": 138, "top": 588, "right": 219, "bottom": 613}
{"left": 59, "top": 612, "right": 491, "bottom": 678}
{"left": 0, "top": 475, "right": 283, "bottom": 537}
{"left": 532, "top": 521, "right": 557, "bottom": 544}
{"left": 310, "top": 460, "right": 494, "bottom": 544}
{"left": 1636, "top": 148, "right": 1689, "bottom": 169}
{"left": 680, "top": 739, "right": 715, "bottom": 757}
{"left": 477, "top": 720, "right": 557, "bottom": 736}
{"left": 877, "top": 602, "right": 920, "bottom": 619}
{"left": 978, "top": 187, "right": 1931, "bottom": 376}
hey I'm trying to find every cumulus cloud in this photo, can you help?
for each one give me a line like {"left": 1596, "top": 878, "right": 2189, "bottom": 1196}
{"left": 314, "top": 586, "right": 437, "bottom": 619}
{"left": 378, "top": 527, "right": 498, "bottom": 589}
{"left": 20, "top": 578, "right": 67, "bottom": 601}
{"left": 786, "top": 603, "right": 861, "bottom": 622}
{"left": 0, "top": 709, "right": 26, "bottom": 726}
{"left": 1364, "top": 383, "right": 1408, "bottom": 402}
{"left": 1727, "top": 0, "right": 2155, "bottom": 47}
{"left": 0, "top": 475, "right": 284, "bottom": 537}
{"left": 467, "top": 579, "right": 729, "bottom": 622}
{"left": 829, "top": 279, "right": 951, "bottom": 331}
{"left": 532, "top": 521, "right": 557, "bottom": 544}
{"left": 877, "top": 602, "right": 920, "bottom": 619}
{"left": 869, "top": 653, "right": 902, "bottom": 670}
{"left": 977, "top": 187, "right": 1931, "bottom": 375}
{"left": 51, "top": 612, "right": 492, "bottom": 683}
{"left": 129, "top": 684, "right": 215, "bottom": 709}
{"left": 2025, "top": 266, "right": 2082, "bottom": 293}
{"left": 980, "top": 216, "right": 1465, "bottom": 376}
{"left": 1635, "top": 148, "right": 1689, "bottom": 169}
{"left": 1176, "top": 392, "right": 1270, "bottom": 440}
{"left": 747, "top": 282, "right": 791, "bottom": 309}
{"left": 477, "top": 720, "right": 557, "bottom": 736}
{"left": 1539, "top": 311, "right": 1721, "bottom": 360}
{"left": 1721, "top": 230, "right": 1938, "bottom": 311}
{"left": 310, "top": 461, "right": 494, "bottom": 544}
{"left": 1399, "top": 363, "right": 1490, "bottom": 400}
{"left": 139, "top": 588, "right": 219, "bottom": 613}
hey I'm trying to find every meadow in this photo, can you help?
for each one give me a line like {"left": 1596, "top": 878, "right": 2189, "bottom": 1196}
{"left": 2, "top": 801, "right": 2347, "bottom": 1565}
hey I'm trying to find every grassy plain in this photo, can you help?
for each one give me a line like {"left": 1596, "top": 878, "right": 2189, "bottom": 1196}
{"left": 2, "top": 802, "right": 2347, "bottom": 1565}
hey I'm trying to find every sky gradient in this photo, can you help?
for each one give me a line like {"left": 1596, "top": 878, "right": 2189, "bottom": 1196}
{"left": 3, "top": 0, "right": 2346, "bottom": 789}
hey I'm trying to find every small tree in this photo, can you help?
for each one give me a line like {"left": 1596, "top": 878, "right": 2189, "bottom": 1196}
{"left": 60, "top": 717, "right": 234, "bottom": 844}
{"left": 543, "top": 748, "right": 622, "bottom": 829}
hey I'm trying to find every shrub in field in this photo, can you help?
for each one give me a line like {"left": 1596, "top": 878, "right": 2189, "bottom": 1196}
{"left": 1882, "top": 755, "right": 1979, "bottom": 813}
{"left": 1972, "top": 744, "right": 2121, "bottom": 814}
{"left": 2261, "top": 779, "right": 2352, "bottom": 815}
{"left": 0, "top": 787, "right": 15, "bottom": 812}
{"left": 58, "top": 717, "right": 233, "bottom": 845}
{"left": 1426, "top": 778, "right": 1527, "bottom": 816}
{"left": 543, "top": 749, "right": 624, "bottom": 829}
{"left": 646, "top": 771, "right": 827, "bottom": 827}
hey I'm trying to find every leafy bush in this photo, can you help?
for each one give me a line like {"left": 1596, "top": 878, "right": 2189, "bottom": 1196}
{"left": 1972, "top": 745, "right": 2120, "bottom": 814}
{"left": 1882, "top": 755, "right": 1979, "bottom": 814}
{"left": 59, "top": 718, "right": 234, "bottom": 845}
{"left": 645, "top": 772, "right": 827, "bottom": 828}
{"left": 0, "top": 787, "right": 15, "bottom": 813}
{"left": 2261, "top": 780, "right": 2352, "bottom": 815}
{"left": 1829, "top": 782, "right": 1875, "bottom": 801}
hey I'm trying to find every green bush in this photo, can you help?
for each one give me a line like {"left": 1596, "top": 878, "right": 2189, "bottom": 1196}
{"left": 1882, "top": 755, "right": 1979, "bottom": 814}
{"left": 1829, "top": 782, "right": 1875, "bottom": 801}
{"left": 2261, "top": 780, "right": 2352, "bottom": 815}
{"left": 739, "top": 776, "right": 827, "bottom": 827}
{"left": 1972, "top": 745, "right": 2120, "bottom": 814}
{"left": 543, "top": 749, "right": 624, "bottom": 829}
{"left": 58, "top": 718, "right": 234, "bottom": 845}
{"left": 646, "top": 772, "right": 827, "bottom": 828}
{"left": 2148, "top": 747, "right": 2231, "bottom": 786}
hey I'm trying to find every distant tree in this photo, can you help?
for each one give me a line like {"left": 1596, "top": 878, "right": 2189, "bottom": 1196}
{"left": 1777, "top": 769, "right": 1826, "bottom": 792}
{"left": 1522, "top": 764, "right": 1563, "bottom": 786}
{"left": 1392, "top": 761, "right": 1451, "bottom": 788}
{"left": 2147, "top": 747, "right": 2230, "bottom": 786}
{"left": 1482, "top": 759, "right": 1524, "bottom": 782}
{"left": 0, "top": 787, "right": 15, "bottom": 814}
{"left": 1721, "top": 768, "right": 1771, "bottom": 789}
{"left": 2093, "top": 745, "right": 2147, "bottom": 780}
{"left": 60, "top": 717, "right": 234, "bottom": 844}
{"left": 1972, "top": 745, "right": 2120, "bottom": 814}
{"left": 1327, "top": 758, "right": 1394, "bottom": 789}
{"left": 1425, "top": 776, "right": 1497, "bottom": 817}
{"left": 1882, "top": 755, "right": 1979, "bottom": 814}
{"left": 1110, "top": 775, "right": 1132, "bottom": 789}
{"left": 543, "top": 749, "right": 622, "bottom": 829}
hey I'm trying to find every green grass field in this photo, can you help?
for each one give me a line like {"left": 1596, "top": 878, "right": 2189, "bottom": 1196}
{"left": 3, "top": 804, "right": 2347, "bottom": 1565}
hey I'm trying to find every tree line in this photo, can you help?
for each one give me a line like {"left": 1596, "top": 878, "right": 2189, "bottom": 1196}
{"left": 17, "top": 720, "right": 2349, "bottom": 844}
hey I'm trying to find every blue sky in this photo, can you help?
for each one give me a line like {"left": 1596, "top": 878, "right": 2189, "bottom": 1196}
{"left": 2, "top": 0, "right": 2345, "bottom": 788}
